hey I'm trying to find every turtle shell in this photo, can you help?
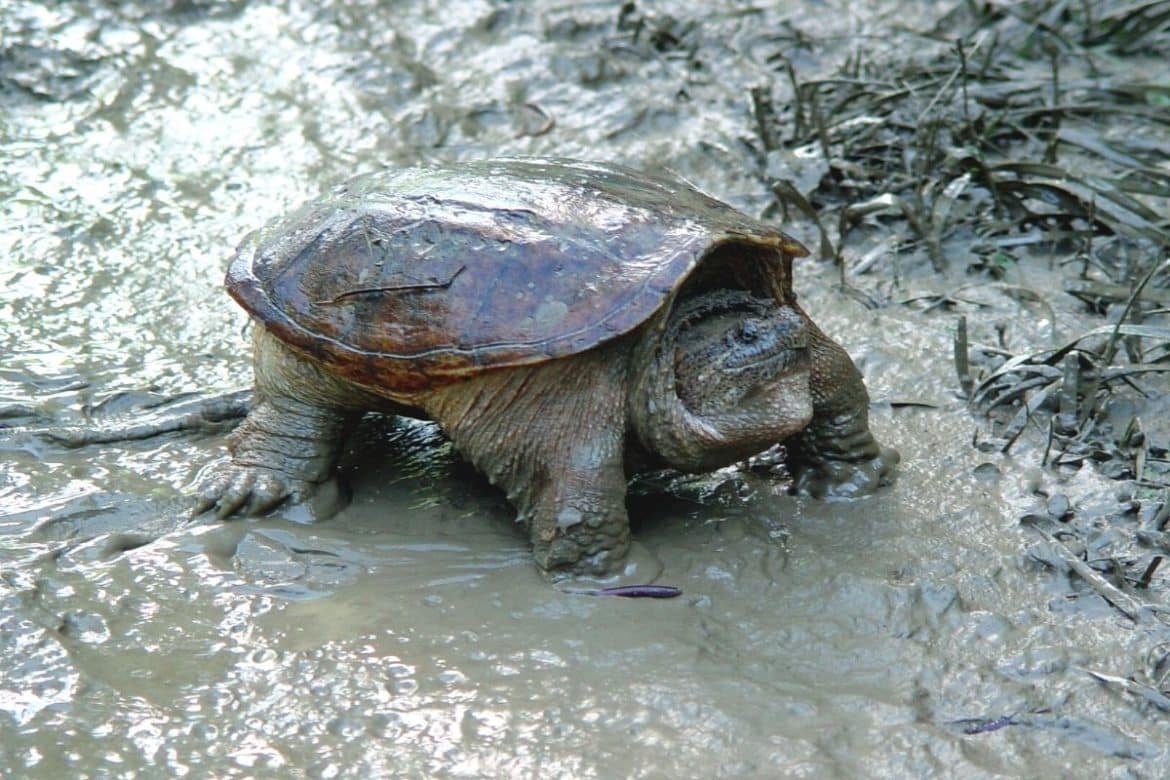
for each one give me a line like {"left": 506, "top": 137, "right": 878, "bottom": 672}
{"left": 226, "top": 157, "right": 808, "bottom": 392}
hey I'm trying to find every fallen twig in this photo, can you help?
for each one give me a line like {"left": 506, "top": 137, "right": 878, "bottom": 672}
{"left": 1026, "top": 522, "right": 1158, "bottom": 624}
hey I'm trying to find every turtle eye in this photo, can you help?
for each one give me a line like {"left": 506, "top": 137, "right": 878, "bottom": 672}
{"left": 736, "top": 320, "right": 760, "bottom": 343}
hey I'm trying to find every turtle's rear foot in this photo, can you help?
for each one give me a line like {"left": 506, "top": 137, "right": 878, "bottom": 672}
{"left": 193, "top": 393, "right": 356, "bottom": 521}
{"left": 192, "top": 460, "right": 348, "bottom": 522}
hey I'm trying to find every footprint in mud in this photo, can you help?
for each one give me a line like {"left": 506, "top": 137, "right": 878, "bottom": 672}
{"left": 11, "top": 487, "right": 363, "bottom": 602}
{"left": 229, "top": 528, "right": 368, "bottom": 599}
{"left": 17, "top": 491, "right": 191, "bottom": 564}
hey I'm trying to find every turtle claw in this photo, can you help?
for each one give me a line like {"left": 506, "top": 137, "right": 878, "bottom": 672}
{"left": 193, "top": 462, "right": 295, "bottom": 519}
{"left": 531, "top": 518, "right": 632, "bottom": 577}
{"left": 192, "top": 460, "right": 348, "bottom": 523}
{"left": 249, "top": 472, "right": 290, "bottom": 515}
{"left": 789, "top": 443, "right": 899, "bottom": 499}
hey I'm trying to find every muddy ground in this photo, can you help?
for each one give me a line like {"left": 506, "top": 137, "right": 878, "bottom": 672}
{"left": 2, "top": 0, "right": 1169, "bottom": 777}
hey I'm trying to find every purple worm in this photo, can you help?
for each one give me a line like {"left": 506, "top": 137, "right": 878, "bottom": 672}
{"left": 958, "top": 715, "right": 1017, "bottom": 735}
{"left": 577, "top": 584, "right": 682, "bottom": 599}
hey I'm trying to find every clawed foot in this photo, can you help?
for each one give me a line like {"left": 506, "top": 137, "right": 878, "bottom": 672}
{"left": 531, "top": 521, "right": 632, "bottom": 577}
{"left": 193, "top": 461, "right": 298, "bottom": 518}
{"left": 789, "top": 443, "right": 899, "bottom": 499}
{"left": 192, "top": 460, "right": 345, "bottom": 521}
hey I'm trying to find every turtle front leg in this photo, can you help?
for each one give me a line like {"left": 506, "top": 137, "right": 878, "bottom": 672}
{"left": 423, "top": 344, "right": 632, "bottom": 575}
{"left": 522, "top": 441, "right": 631, "bottom": 575}
{"left": 785, "top": 320, "right": 898, "bottom": 498}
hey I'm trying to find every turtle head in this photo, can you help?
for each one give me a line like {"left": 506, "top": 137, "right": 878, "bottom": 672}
{"left": 628, "top": 270, "right": 814, "bottom": 473}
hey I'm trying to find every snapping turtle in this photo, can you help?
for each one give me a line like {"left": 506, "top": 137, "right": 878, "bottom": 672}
{"left": 196, "top": 158, "right": 896, "bottom": 574}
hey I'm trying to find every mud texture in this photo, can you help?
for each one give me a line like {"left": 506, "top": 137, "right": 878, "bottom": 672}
{"left": 2, "top": 1, "right": 1169, "bottom": 777}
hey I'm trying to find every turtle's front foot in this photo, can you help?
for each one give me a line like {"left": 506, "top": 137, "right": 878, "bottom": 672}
{"left": 788, "top": 442, "right": 899, "bottom": 499}
{"left": 525, "top": 483, "right": 633, "bottom": 577}
{"left": 786, "top": 414, "right": 899, "bottom": 499}
{"left": 533, "top": 521, "right": 632, "bottom": 577}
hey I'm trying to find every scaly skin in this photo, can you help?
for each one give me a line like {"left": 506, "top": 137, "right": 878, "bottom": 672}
{"left": 422, "top": 340, "right": 633, "bottom": 575}
{"left": 195, "top": 327, "right": 375, "bottom": 520}
{"left": 196, "top": 291, "right": 895, "bottom": 574}
{"left": 783, "top": 311, "right": 899, "bottom": 497}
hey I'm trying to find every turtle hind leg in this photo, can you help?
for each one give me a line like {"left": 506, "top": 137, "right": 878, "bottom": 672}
{"left": 423, "top": 343, "right": 632, "bottom": 575}
{"left": 194, "top": 327, "right": 368, "bottom": 520}
{"left": 194, "top": 392, "right": 357, "bottom": 519}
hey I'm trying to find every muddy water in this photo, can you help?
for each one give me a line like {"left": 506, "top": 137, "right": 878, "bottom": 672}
{"left": 2, "top": 1, "right": 1166, "bottom": 777}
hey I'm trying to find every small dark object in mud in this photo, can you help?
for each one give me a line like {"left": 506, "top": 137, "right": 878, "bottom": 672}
{"left": 196, "top": 158, "right": 897, "bottom": 576}
{"left": 581, "top": 584, "right": 683, "bottom": 599}
{"left": 955, "top": 715, "right": 1017, "bottom": 735}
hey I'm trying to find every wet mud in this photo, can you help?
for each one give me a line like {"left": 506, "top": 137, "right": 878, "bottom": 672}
{"left": 3, "top": 1, "right": 1169, "bottom": 777}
